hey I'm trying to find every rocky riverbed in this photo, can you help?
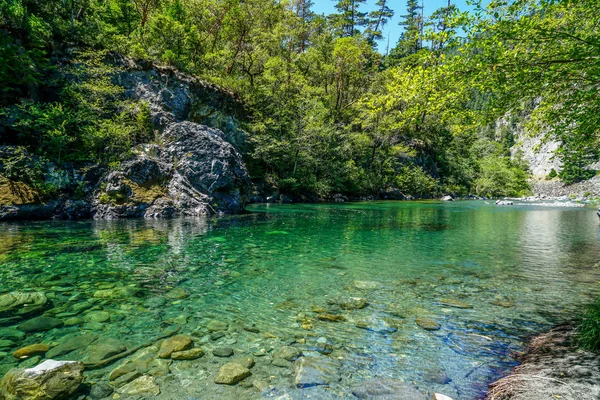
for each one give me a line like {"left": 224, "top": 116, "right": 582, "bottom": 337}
{"left": 0, "top": 284, "right": 464, "bottom": 400}
{"left": 1, "top": 202, "right": 600, "bottom": 399}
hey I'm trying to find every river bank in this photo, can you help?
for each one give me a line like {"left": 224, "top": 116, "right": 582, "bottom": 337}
{"left": 485, "top": 325, "right": 600, "bottom": 400}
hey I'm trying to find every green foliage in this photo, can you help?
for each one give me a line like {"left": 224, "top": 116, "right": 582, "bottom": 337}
{"left": 395, "top": 165, "right": 437, "bottom": 197}
{"left": 548, "top": 168, "right": 558, "bottom": 179}
{"left": 2, "top": 0, "right": 563, "bottom": 200}
{"left": 578, "top": 297, "right": 600, "bottom": 351}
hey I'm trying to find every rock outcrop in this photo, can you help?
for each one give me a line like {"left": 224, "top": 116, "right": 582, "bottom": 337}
{"left": 0, "top": 57, "right": 251, "bottom": 220}
{"left": 94, "top": 121, "right": 250, "bottom": 218}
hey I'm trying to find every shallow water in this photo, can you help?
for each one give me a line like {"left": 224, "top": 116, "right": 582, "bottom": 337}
{"left": 1, "top": 201, "right": 600, "bottom": 399}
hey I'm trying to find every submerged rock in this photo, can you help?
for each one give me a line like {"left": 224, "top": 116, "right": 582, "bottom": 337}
{"left": 317, "top": 314, "right": 346, "bottom": 322}
{"left": 275, "top": 346, "right": 301, "bottom": 361}
{"left": 171, "top": 348, "right": 205, "bottom": 360}
{"left": 213, "top": 347, "right": 234, "bottom": 357}
{"left": 293, "top": 355, "right": 341, "bottom": 388}
{"left": 416, "top": 318, "right": 441, "bottom": 331}
{"left": 207, "top": 320, "right": 228, "bottom": 332}
{"left": 117, "top": 375, "right": 160, "bottom": 396}
{"left": 329, "top": 297, "right": 369, "bottom": 310}
{"left": 0, "top": 292, "right": 47, "bottom": 314}
{"left": 86, "top": 338, "right": 127, "bottom": 364}
{"left": 440, "top": 298, "right": 473, "bottom": 309}
{"left": 13, "top": 344, "right": 49, "bottom": 360}
{"left": 17, "top": 316, "right": 63, "bottom": 332}
{"left": 83, "top": 310, "right": 111, "bottom": 323}
{"left": 158, "top": 334, "right": 192, "bottom": 359}
{"left": 351, "top": 379, "right": 427, "bottom": 399}
{"left": 46, "top": 333, "right": 98, "bottom": 358}
{"left": 0, "top": 360, "right": 84, "bottom": 400}
{"left": 214, "top": 362, "right": 251, "bottom": 385}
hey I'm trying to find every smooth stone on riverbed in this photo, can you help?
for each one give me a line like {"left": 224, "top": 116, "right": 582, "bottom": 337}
{"left": 46, "top": 333, "right": 98, "bottom": 358}
{"left": 83, "top": 310, "right": 110, "bottom": 323}
{"left": 416, "top": 318, "right": 441, "bottom": 331}
{"left": 294, "top": 355, "right": 341, "bottom": 388}
{"left": 17, "top": 316, "right": 64, "bottom": 332}
{"left": 171, "top": 348, "right": 205, "bottom": 360}
{"left": 275, "top": 346, "right": 301, "bottom": 361}
{"left": 330, "top": 297, "right": 369, "bottom": 310}
{"left": 13, "top": 344, "right": 49, "bottom": 359}
{"left": 86, "top": 338, "right": 127, "bottom": 364}
{"left": 207, "top": 320, "right": 228, "bottom": 332}
{"left": 351, "top": 379, "right": 427, "bottom": 399}
{"left": 0, "top": 292, "right": 47, "bottom": 314}
{"left": 0, "top": 360, "right": 84, "bottom": 400}
{"left": 439, "top": 298, "right": 473, "bottom": 309}
{"left": 213, "top": 347, "right": 234, "bottom": 357}
{"left": 158, "top": 334, "right": 193, "bottom": 359}
{"left": 214, "top": 363, "right": 251, "bottom": 384}
{"left": 233, "top": 357, "right": 255, "bottom": 369}
{"left": 117, "top": 375, "right": 160, "bottom": 396}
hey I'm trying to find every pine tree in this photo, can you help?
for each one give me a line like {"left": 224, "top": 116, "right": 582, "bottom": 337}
{"left": 390, "top": 0, "right": 423, "bottom": 59}
{"left": 331, "top": 0, "right": 367, "bottom": 37}
{"left": 365, "top": 0, "right": 394, "bottom": 46}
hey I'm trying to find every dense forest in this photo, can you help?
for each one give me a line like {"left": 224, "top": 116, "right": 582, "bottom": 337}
{"left": 0, "top": 0, "right": 598, "bottom": 201}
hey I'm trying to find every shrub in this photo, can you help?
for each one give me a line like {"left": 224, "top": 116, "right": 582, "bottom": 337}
{"left": 548, "top": 168, "right": 558, "bottom": 179}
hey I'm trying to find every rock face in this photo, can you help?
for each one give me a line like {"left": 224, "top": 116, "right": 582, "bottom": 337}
{"left": 0, "top": 360, "right": 84, "bottom": 400}
{"left": 94, "top": 122, "right": 250, "bottom": 219}
{"left": 0, "top": 58, "right": 251, "bottom": 221}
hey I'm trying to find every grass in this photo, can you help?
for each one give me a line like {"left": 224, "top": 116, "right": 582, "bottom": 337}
{"left": 577, "top": 297, "right": 600, "bottom": 350}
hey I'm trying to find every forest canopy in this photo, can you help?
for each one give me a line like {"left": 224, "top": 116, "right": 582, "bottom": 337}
{"left": 1, "top": 0, "right": 598, "bottom": 199}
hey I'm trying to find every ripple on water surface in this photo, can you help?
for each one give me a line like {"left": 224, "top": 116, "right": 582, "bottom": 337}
{"left": 0, "top": 201, "right": 599, "bottom": 399}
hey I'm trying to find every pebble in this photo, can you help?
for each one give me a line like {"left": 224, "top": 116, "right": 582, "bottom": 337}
{"left": 213, "top": 347, "right": 234, "bottom": 357}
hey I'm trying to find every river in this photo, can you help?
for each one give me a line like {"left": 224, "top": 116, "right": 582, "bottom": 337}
{"left": 1, "top": 201, "right": 599, "bottom": 399}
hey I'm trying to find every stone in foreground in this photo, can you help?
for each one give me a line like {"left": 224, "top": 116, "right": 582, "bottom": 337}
{"left": 294, "top": 355, "right": 341, "bottom": 388}
{"left": 214, "top": 363, "right": 251, "bottom": 384}
{"left": 0, "top": 360, "right": 84, "bottom": 400}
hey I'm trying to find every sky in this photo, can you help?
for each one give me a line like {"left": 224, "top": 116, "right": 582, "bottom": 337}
{"left": 311, "top": 0, "right": 472, "bottom": 52}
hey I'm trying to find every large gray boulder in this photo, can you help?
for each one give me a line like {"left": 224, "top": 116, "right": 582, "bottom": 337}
{"left": 0, "top": 360, "right": 84, "bottom": 400}
{"left": 94, "top": 121, "right": 250, "bottom": 219}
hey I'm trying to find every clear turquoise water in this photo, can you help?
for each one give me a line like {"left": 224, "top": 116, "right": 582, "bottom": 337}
{"left": 1, "top": 201, "right": 600, "bottom": 399}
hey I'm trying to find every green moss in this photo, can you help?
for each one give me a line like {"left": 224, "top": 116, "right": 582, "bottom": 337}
{"left": 0, "top": 177, "right": 40, "bottom": 205}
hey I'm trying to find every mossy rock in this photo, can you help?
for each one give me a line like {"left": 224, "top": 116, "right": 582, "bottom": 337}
{"left": 0, "top": 177, "right": 40, "bottom": 206}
